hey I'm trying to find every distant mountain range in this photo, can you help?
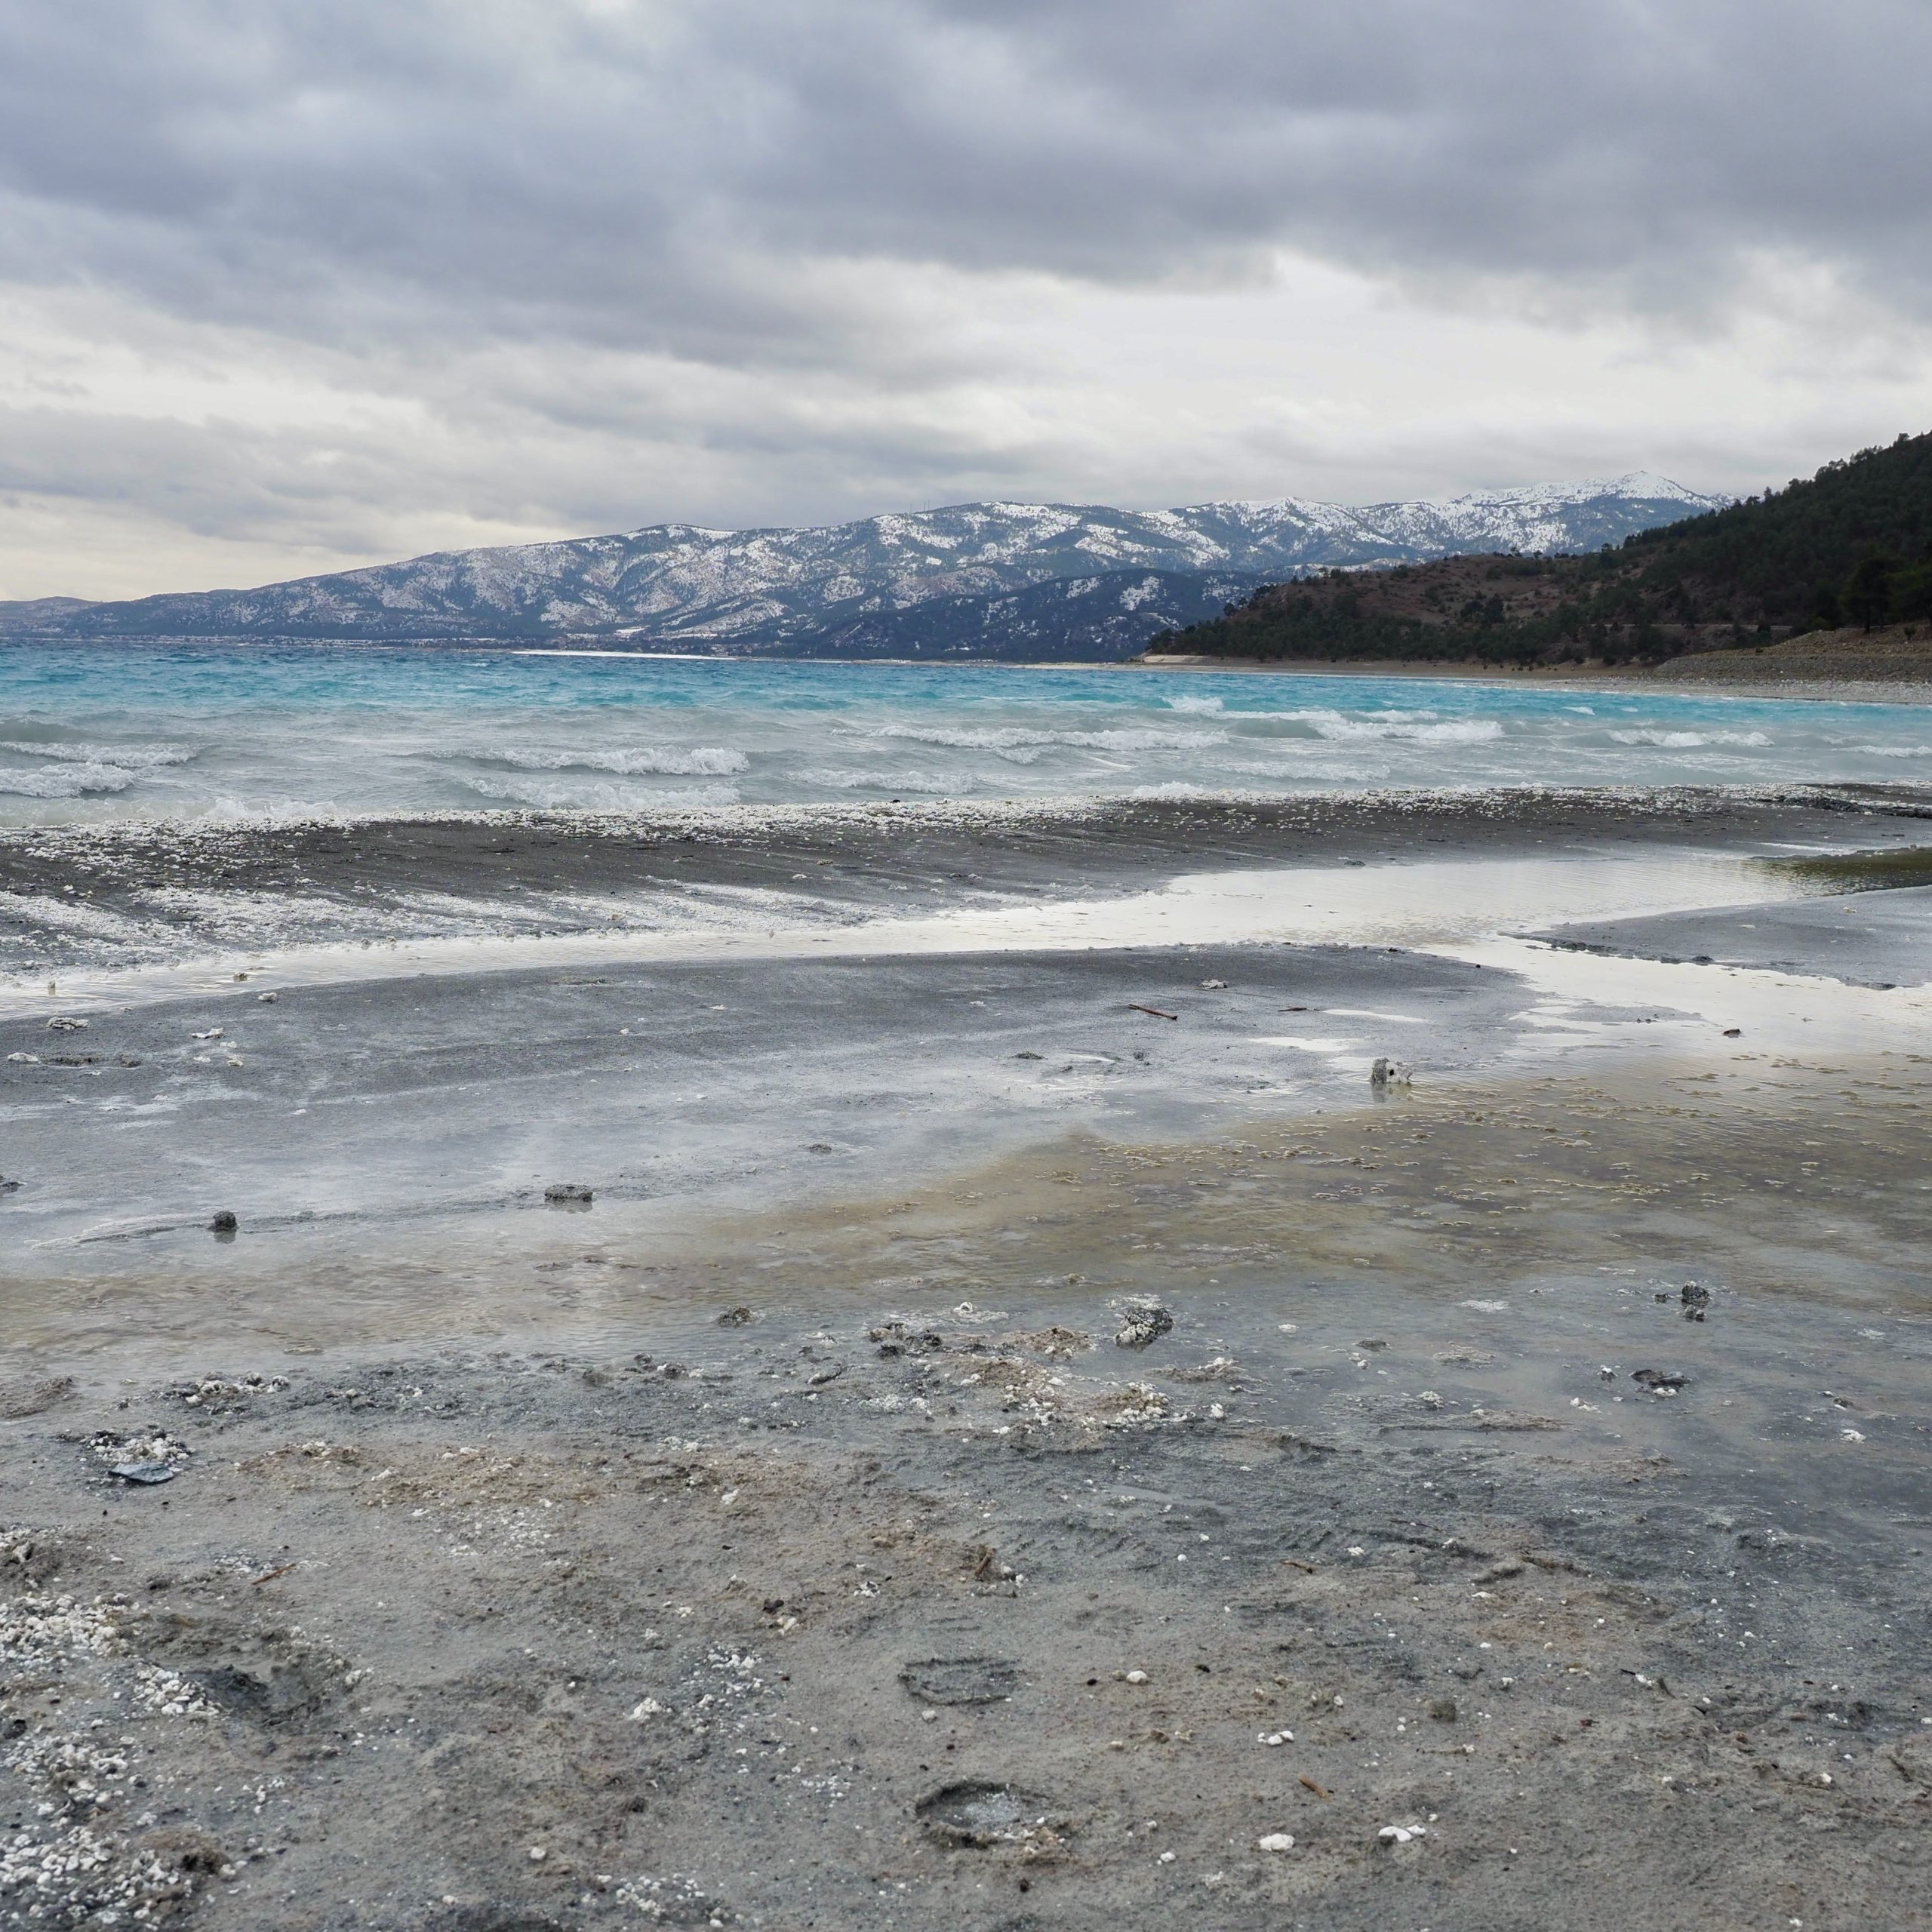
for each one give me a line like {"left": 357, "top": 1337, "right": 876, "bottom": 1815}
{"left": 0, "top": 474, "right": 1725, "bottom": 661}
{"left": 1157, "top": 432, "right": 1932, "bottom": 669}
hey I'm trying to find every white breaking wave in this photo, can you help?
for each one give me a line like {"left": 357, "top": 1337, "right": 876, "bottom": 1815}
{"left": 0, "top": 739, "right": 196, "bottom": 769}
{"left": 1607, "top": 728, "right": 1772, "bottom": 748}
{"left": 463, "top": 743, "right": 749, "bottom": 776}
{"left": 791, "top": 767, "right": 954, "bottom": 792}
{"left": 861, "top": 723, "right": 1230, "bottom": 753}
{"left": 1163, "top": 694, "right": 1226, "bottom": 714}
{"left": 1264, "top": 709, "right": 1505, "bottom": 745}
{"left": 0, "top": 761, "right": 140, "bottom": 797}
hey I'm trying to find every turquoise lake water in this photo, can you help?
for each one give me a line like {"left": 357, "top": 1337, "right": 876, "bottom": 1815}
{"left": 2, "top": 640, "right": 1928, "bottom": 824}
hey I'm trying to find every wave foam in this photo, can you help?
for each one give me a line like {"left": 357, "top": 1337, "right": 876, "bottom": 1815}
{"left": 863, "top": 723, "right": 1229, "bottom": 755}
{"left": 791, "top": 768, "right": 954, "bottom": 793}
{"left": 1607, "top": 728, "right": 1771, "bottom": 748}
{"left": 466, "top": 744, "right": 749, "bottom": 776}
{"left": 0, "top": 739, "right": 195, "bottom": 770}
{"left": 0, "top": 761, "right": 139, "bottom": 798}
{"left": 1266, "top": 709, "right": 1504, "bottom": 744}
{"left": 460, "top": 775, "right": 743, "bottom": 810}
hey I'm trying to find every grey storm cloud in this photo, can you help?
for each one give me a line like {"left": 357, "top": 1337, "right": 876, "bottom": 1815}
{"left": 3, "top": 0, "right": 1930, "bottom": 357}
{"left": 2, "top": 0, "right": 1930, "bottom": 598}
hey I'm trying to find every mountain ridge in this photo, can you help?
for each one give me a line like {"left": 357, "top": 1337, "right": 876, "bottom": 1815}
{"left": 5, "top": 474, "right": 1724, "bottom": 660}
{"left": 1153, "top": 433, "right": 1932, "bottom": 668}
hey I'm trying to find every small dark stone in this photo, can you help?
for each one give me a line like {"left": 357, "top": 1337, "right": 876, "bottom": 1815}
{"left": 111, "top": 1461, "right": 177, "bottom": 1485}
{"left": 1113, "top": 1300, "right": 1174, "bottom": 1350}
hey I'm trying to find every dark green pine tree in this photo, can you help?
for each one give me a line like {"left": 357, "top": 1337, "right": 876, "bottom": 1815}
{"left": 1841, "top": 554, "right": 1898, "bottom": 632}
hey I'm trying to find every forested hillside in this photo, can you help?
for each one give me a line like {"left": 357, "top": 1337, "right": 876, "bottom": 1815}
{"left": 1155, "top": 432, "right": 1932, "bottom": 666}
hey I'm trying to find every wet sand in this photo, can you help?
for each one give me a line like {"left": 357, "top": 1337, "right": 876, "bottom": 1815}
{"left": 4, "top": 789, "right": 1932, "bottom": 1930}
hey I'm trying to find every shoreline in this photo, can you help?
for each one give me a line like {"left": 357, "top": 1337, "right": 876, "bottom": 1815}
{"left": 14, "top": 629, "right": 1932, "bottom": 703}
{"left": 9, "top": 782, "right": 1931, "bottom": 992}
{"left": 8, "top": 782, "right": 1932, "bottom": 1305}
{"left": 1132, "top": 651, "right": 1932, "bottom": 703}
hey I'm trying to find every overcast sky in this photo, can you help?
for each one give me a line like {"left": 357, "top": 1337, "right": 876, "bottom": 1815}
{"left": 3, "top": 0, "right": 1930, "bottom": 600}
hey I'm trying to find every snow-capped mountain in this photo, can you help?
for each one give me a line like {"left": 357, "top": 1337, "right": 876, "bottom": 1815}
{"left": 17, "top": 474, "right": 1724, "bottom": 657}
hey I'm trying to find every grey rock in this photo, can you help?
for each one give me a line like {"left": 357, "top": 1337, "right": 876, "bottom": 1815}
{"left": 112, "top": 1461, "right": 177, "bottom": 1485}
{"left": 1113, "top": 1298, "right": 1174, "bottom": 1350}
